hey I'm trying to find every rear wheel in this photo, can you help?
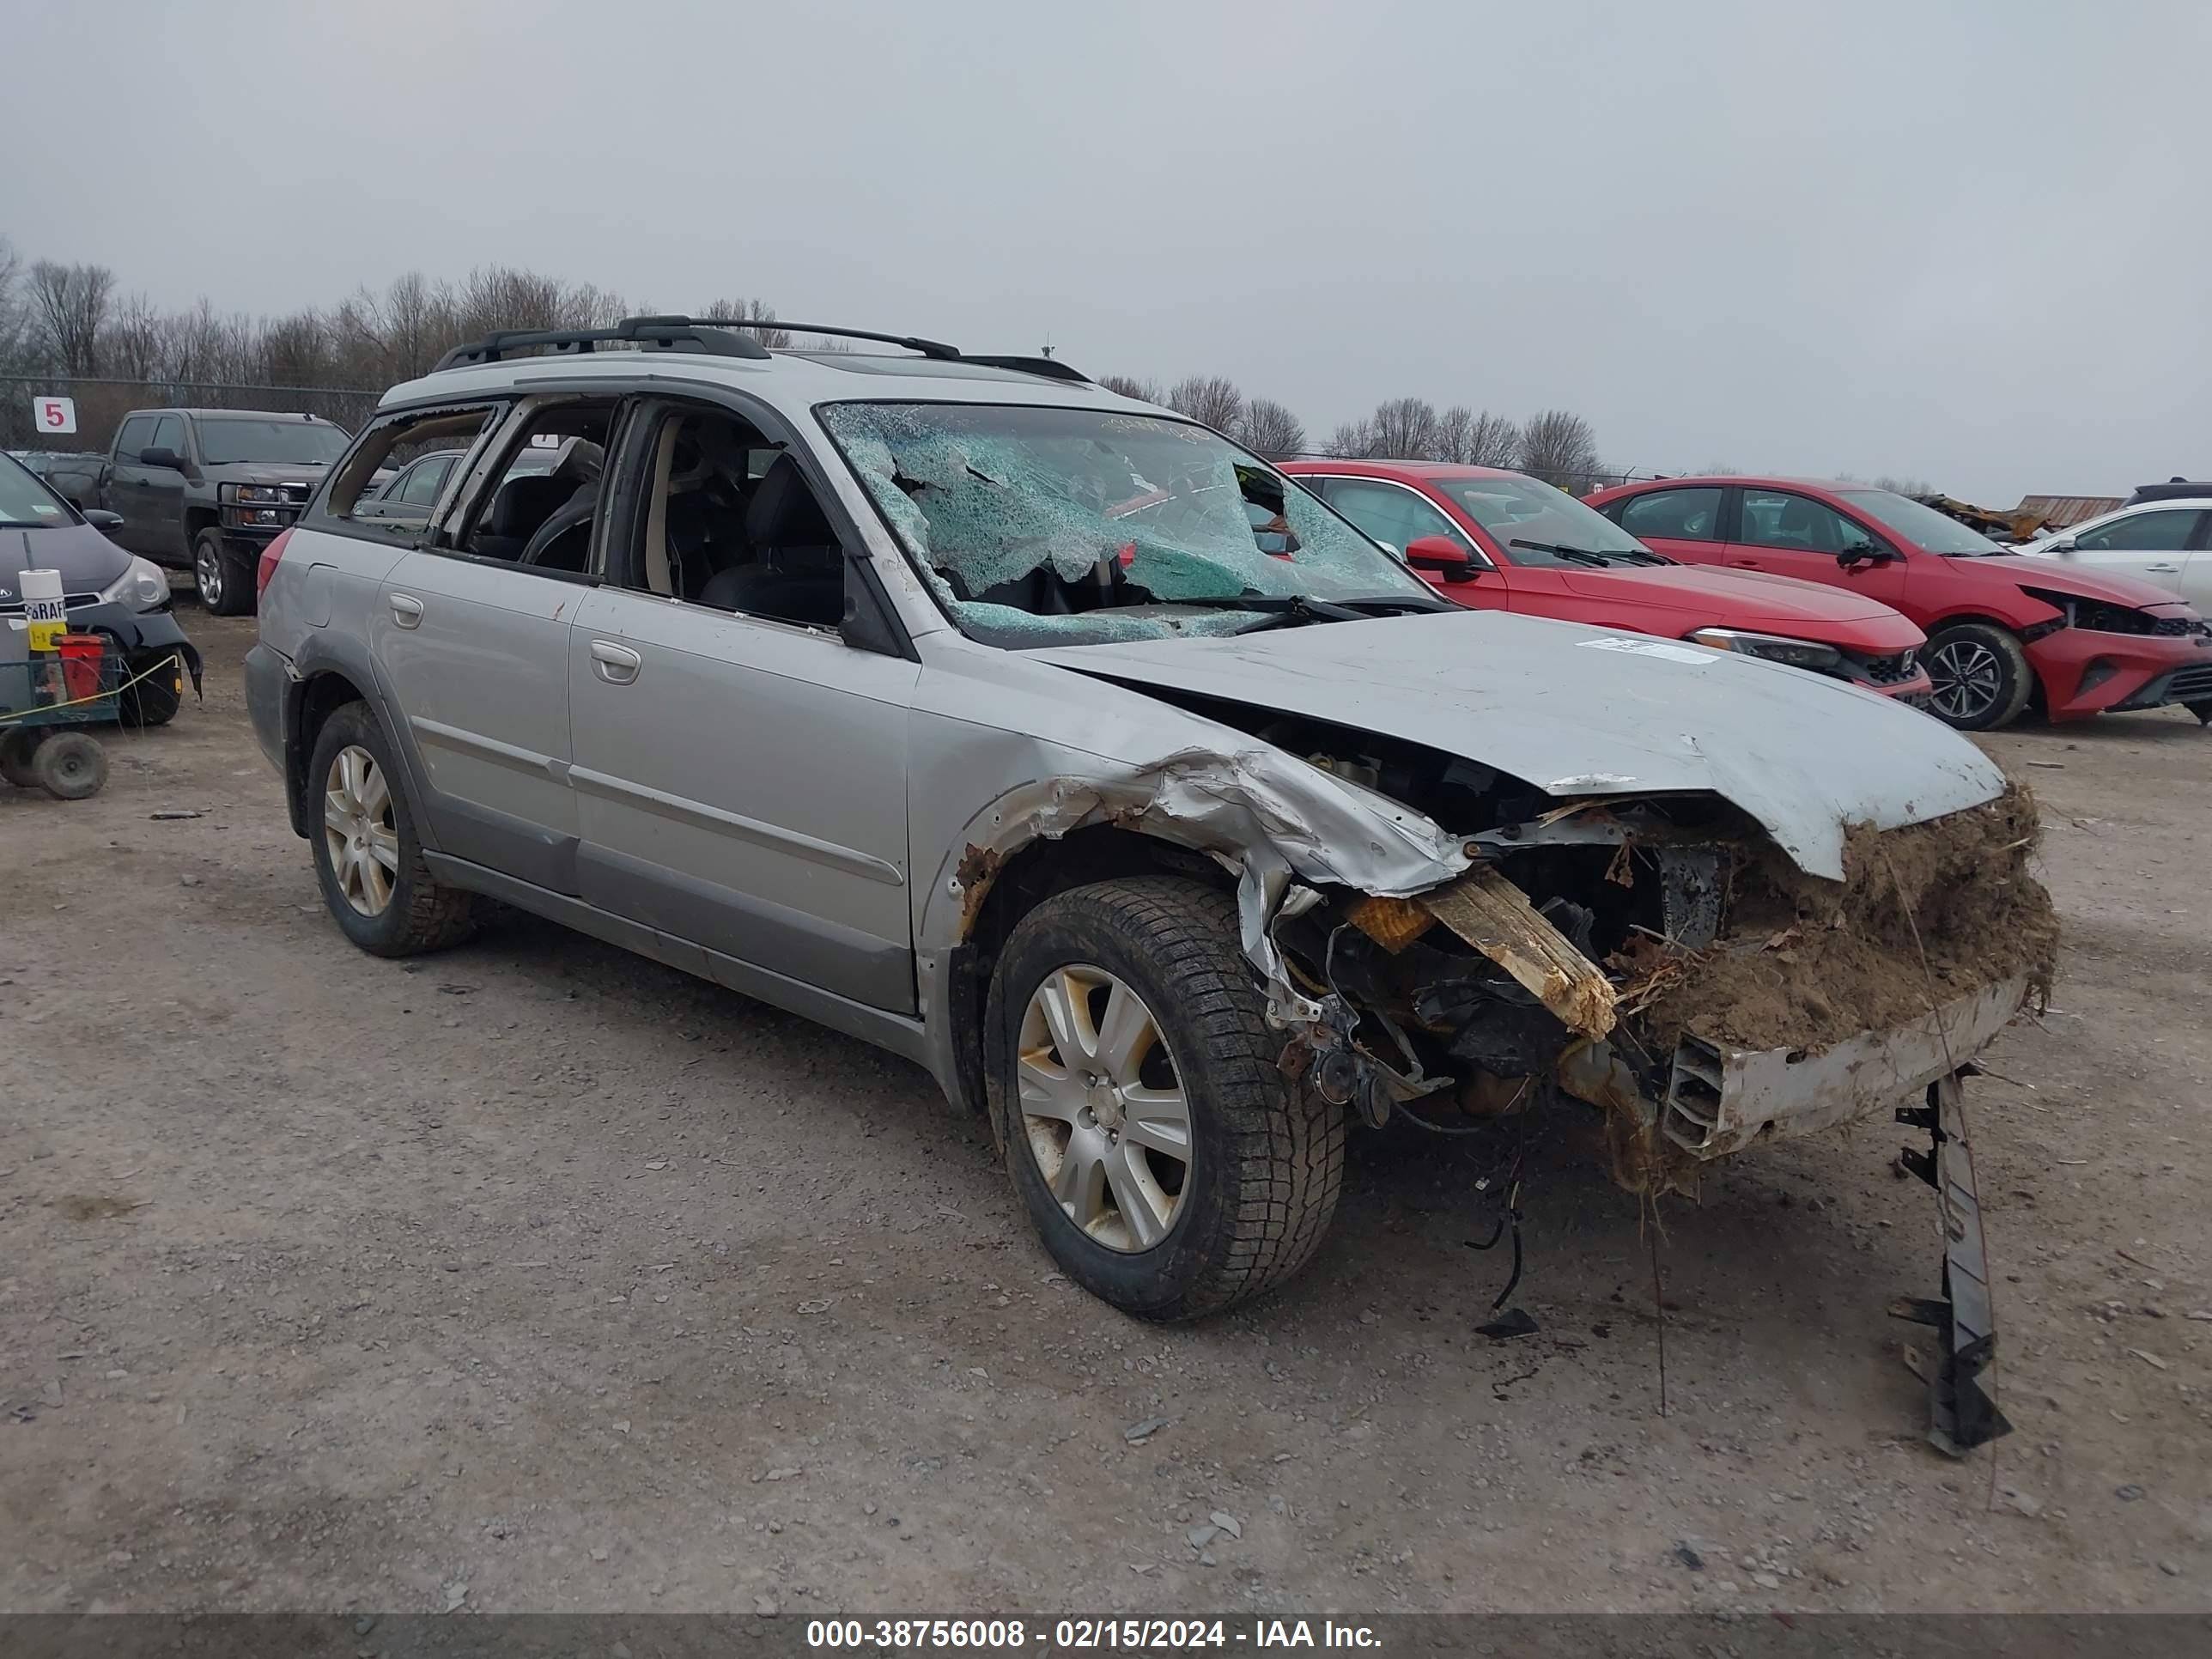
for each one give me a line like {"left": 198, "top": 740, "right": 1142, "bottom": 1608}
{"left": 1924, "top": 623, "right": 2033, "bottom": 731}
{"left": 32, "top": 731, "right": 107, "bottom": 799}
{"left": 307, "top": 702, "right": 476, "bottom": 956}
{"left": 987, "top": 877, "right": 1345, "bottom": 1321}
{"left": 194, "top": 529, "right": 253, "bottom": 616}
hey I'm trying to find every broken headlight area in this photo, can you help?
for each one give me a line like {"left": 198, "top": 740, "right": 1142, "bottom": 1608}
{"left": 1269, "top": 781, "right": 2057, "bottom": 1197}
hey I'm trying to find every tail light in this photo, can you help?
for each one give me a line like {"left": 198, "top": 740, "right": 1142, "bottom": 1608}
{"left": 255, "top": 527, "right": 294, "bottom": 599}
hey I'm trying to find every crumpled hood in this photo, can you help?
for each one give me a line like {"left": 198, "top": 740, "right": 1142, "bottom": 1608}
{"left": 1030, "top": 611, "right": 2006, "bottom": 882}
{"left": 1967, "top": 553, "right": 2196, "bottom": 611}
{"left": 1, "top": 523, "right": 131, "bottom": 598}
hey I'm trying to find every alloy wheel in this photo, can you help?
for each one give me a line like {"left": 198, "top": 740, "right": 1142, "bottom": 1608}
{"left": 322, "top": 744, "right": 399, "bottom": 916}
{"left": 195, "top": 541, "right": 224, "bottom": 609}
{"left": 1016, "top": 964, "right": 1192, "bottom": 1252}
{"left": 1929, "top": 639, "right": 2002, "bottom": 722}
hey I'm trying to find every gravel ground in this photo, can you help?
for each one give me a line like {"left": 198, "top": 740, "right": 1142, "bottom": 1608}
{"left": 2, "top": 613, "right": 2207, "bottom": 1616}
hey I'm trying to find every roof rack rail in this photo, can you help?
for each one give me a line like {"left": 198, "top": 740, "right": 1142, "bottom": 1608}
{"left": 432, "top": 314, "right": 774, "bottom": 373}
{"left": 735, "top": 323, "right": 963, "bottom": 360}
{"left": 957, "top": 354, "right": 1091, "bottom": 385}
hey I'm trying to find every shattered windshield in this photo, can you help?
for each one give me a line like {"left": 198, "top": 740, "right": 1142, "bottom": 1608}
{"left": 818, "top": 402, "right": 1437, "bottom": 647}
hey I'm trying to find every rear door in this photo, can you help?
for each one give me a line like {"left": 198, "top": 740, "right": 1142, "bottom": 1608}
{"left": 1723, "top": 487, "right": 1910, "bottom": 610}
{"left": 2064, "top": 507, "right": 2202, "bottom": 599}
{"left": 368, "top": 398, "right": 615, "bottom": 894}
{"left": 1607, "top": 485, "right": 1727, "bottom": 568}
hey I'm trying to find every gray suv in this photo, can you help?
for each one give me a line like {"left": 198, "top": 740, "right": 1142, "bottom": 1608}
{"left": 247, "top": 316, "right": 2050, "bottom": 1325}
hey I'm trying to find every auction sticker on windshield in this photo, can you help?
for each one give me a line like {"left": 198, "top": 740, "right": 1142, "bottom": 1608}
{"left": 1578, "top": 636, "right": 1712, "bottom": 665}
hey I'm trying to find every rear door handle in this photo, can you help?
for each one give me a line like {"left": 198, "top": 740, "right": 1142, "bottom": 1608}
{"left": 590, "top": 639, "right": 641, "bottom": 685}
{"left": 389, "top": 592, "right": 425, "bottom": 628}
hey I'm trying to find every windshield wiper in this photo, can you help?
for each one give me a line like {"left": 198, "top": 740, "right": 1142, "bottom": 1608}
{"left": 1509, "top": 538, "right": 1656, "bottom": 568}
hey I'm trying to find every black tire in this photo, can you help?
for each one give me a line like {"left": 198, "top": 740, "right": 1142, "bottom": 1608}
{"left": 307, "top": 701, "right": 476, "bottom": 957}
{"left": 121, "top": 653, "right": 184, "bottom": 727}
{"left": 1, "top": 726, "right": 46, "bottom": 789}
{"left": 32, "top": 731, "right": 107, "bottom": 800}
{"left": 986, "top": 876, "right": 1345, "bottom": 1322}
{"left": 194, "top": 528, "right": 254, "bottom": 616}
{"left": 2187, "top": 700, "right": 2212, "bottom": 727}
{"left": 1923, "top": 622, "right": 2033, "bottom": 731}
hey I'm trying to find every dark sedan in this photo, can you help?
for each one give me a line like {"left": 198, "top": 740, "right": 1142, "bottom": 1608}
{"left": 1, "top": 451, "right": 202, "bottom": 725}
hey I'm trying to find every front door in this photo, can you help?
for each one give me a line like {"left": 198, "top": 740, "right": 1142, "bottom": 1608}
{"left": 1724, "top": 487, "right": 1911, "bottom": 610}
{"left": 1310, "top": 476, "right": 1503, "bottom": 610}
{"left": 103, "top": 416, "right": 161, "bottom": 557}
{"left": 2064, "top": 507, "right": 2204, "bottom": 600}
{"left": 565, "top": 398, "right": 921, "bottom": 1012}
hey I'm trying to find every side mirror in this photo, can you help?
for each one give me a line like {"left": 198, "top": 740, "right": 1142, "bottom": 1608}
{"left": 1837, "top": 541, "right": 1894, "bottom": 568}
{"left": 139, "top": 447, "right": 183, "bottom": 470}
{"left": 82, "top": 508, "right": 125, "bottom": 533}
{"left": 1405, "top": 534, "right": 1480, "bottom": 581}
{"left": 2046, "top": 537, "right": 2076, "bottom": 557}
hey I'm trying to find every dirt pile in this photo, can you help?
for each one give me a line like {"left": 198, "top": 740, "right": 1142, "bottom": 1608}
{"left": 1632, "top": 781, "right": 2058, "bottom": 1054}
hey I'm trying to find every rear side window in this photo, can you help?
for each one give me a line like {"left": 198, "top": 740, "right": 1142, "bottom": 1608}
{"left": 319, "top": 404, "right": 503, "bottom": 528}
{"left": 1617, "top": 487, "right": 1723, "bottom": 541}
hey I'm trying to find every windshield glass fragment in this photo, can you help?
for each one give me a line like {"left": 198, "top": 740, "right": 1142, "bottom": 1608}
{"left": 818, "top": 402, "right": 1436, "bottom": 647}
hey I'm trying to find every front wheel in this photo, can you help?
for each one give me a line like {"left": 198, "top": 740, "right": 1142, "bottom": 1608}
{"left": 2187, "top": 700, "right": 2212, "bottom": 727}
{"left": 194, "top": 529, "right": 253, "bottom": 617}
{"left": 122, "top": 653, "right": 184, "bottom": 727}
{"left": 1923, "top": 623, "right": 2033, "bottom": 731}
{"left": 987, "top": 877, "right": 1345, "bottom": 1322}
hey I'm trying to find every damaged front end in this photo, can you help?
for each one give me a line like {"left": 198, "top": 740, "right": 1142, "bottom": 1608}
{"left": 1289, "top": 784, "right": 2055, "bottom": 1201}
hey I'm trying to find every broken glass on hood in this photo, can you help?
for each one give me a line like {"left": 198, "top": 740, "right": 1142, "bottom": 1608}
{"left": 818, "top": 402, "right": 1439, "bottom": 647}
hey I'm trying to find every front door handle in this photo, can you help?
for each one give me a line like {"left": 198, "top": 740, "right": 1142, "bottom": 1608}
{"left": 389, "top": 592, "right": 425, "bottom": 629}
{"left": 2144, "top": 563, "right": 2181, "bottom": 574}
{"left": 590, "top": 639, "right": 641, "bottom": 685}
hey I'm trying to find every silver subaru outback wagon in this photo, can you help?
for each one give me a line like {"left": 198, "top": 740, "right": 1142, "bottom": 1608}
{"left": 247, "top": 316, "right": 2049, "bottom": 1324}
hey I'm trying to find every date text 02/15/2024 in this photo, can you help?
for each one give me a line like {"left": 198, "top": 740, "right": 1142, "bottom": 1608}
{"left": 805, "top": 1620, "right": 1382, "bottom": 1650}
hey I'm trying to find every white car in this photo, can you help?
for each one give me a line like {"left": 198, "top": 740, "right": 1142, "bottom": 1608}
{"left": 2015, "top": 496, "right": 2212, "bottom": 608}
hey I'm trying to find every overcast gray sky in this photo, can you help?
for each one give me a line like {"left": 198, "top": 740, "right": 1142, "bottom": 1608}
{"left": 7, "top": 0, "right": 2204, "bottom": 501}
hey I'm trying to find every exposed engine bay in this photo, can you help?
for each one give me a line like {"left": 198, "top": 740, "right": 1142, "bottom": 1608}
{"left": 1210, "top": 711, "right": 2058, "bottom": 1198}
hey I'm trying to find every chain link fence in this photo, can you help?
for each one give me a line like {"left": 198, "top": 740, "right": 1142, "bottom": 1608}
{"left": 0, "top": 374, "right": 381, "bottom": 458}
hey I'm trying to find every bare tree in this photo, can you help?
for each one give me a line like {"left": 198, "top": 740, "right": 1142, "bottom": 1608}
{"left": 29, "top": 259, "right": 115, "bottom": 376}
{"left": 1237, "top": 397, "right": 1306, "bottom": 460}
{"left": 104, "top": 292, "right": 165, "bottom": 380}
{"left": 1097, "top": 374, "right": 1164, "bottom": 403}
{"left": 1165, "top": 374, "right": 1244, "bottom": 434}
{"left": 1365, "top": 396, "right": 1440, "bottom": 459}
{"left": 1872, "top": 474, "right": 1936, "bottom": 498}
{"left": 0, "top": 236, "right": 27, "bottom": 370}
{"left": 1516, "top": 409, "right": 1601, "bottom": 489}
{"left": 1436, "top": 405, "right": 1519, "bottom": 467}
{"left": 1327, "top": 418, "right": 1376, "bottom": 458}
{"left": 700, "top": 296, "right": 790, "bottom": 348}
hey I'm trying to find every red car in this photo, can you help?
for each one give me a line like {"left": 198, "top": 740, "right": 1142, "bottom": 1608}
{"left": 1585, "top": 476, "right": 2212, "bottom": 730}
{"left": 1281, "top": 460, "right": 1932, "bottom": 700}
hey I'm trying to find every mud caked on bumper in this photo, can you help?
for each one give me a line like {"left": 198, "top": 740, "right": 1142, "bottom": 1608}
{"left": 1644, "top": 974, "right": 2032, "bottom": 1160}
